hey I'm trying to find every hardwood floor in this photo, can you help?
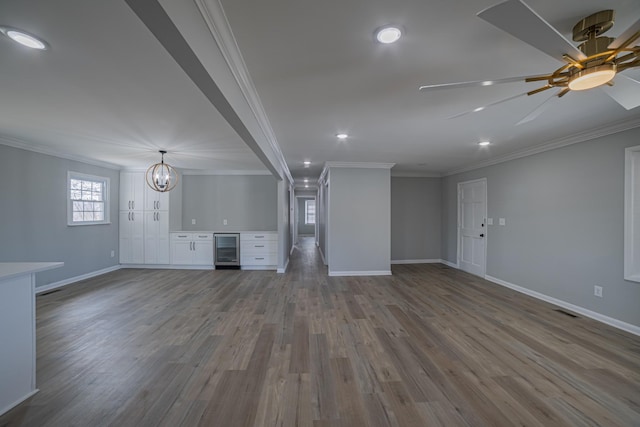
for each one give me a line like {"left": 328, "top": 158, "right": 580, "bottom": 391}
{"left": 1, "top": 237, "right": 639, "bottom": 426}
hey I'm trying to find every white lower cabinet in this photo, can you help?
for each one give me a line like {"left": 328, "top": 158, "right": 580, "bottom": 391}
{"left": 171, "top": 233, "right": 213, "bottom": 266}
{"left": 144, "top": 211, "right": 169, "bottom": 264}
{"left": 119, "top": 211, "right": 144, "bottom": 264}
{"left": 240, "top": 232, "right": 277, "bottom": 269}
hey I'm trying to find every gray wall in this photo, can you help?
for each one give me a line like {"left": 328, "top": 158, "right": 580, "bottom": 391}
{"left": 328, "top": 167, "right": 391, "bottom": 274}
{"left": 297, "top": 197, "right": 315, "bottom": 236}
{"left": 0, "top": 144, "right": 120, "bottom": 287}
{"left": 391, "top": 177, "right": 441, "bottom": 261}
{"left": 441, "top": 126, "right": 640, "bottom": 328}
{"left": 181, "top": 174, "right": 277, "bottom": 231}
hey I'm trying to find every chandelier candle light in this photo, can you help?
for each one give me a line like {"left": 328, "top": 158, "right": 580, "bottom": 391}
{"left": 146, "top": 150, "right": 178, "bottom": 192}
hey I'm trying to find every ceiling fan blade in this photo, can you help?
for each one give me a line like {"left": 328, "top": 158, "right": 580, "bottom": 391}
{"left": 477, "top": 0, "right": 587, "bottom": 62}
{"left": 447, "top": 93, "right": 527, "bottom": 119}
{"left": 419, "top": 74, "right": 542, "bottom": 91}
{"left": 516, "top": 94, "right": 558, "bottom": 125}
{"left": 601, "top": 74, "right": 640, "bottom": 110}
{"left": 608, "top": 18, "right": 640, "bottom": 49}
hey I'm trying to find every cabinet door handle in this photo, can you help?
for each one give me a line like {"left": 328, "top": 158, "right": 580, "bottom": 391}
{"left": 157, "top": 201, "right": 160, "bottom": 210}
{"left": 255, "top": 235, "right": 264, "bottom": 238}
{"left": 193, "top": 242, "right": 196, "bottom": 251}
{"left": 255, "top": 245, "right": 264, "bottom": 248}
{"left": 255, "top": 257, "right": 264, "bottom": 260}
{"left": 128, "top": 212, "right": 131, "bottom": 221}
{"left": 132, "top": 212, "right": 135, "bottom": 221}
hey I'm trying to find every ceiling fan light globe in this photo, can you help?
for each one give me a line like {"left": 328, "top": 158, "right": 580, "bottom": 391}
{"left": 568, "top": 64, "right": 616, "bottom": 91}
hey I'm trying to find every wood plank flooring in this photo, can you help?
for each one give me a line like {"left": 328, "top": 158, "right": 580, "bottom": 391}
{"left": 1, "top": 237, "right": 639, "bottom": 426}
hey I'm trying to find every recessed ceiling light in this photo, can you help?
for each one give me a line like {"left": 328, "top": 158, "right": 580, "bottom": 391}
{"left": 478, "top": 141, "right": 491, "bottom": 146}
{"left": 375, "top": 26, "right": 402, "bottom": 44}
{"left": 305, "top": 185, "right": 309, "bottom": 188}
{"left": 304, "top": 179, "right": 309, "bottom": 183}
{"left": 336, "top": 133, "right": 348, "bottom": 140}
{"left": 303, "top": 161, "right": 311, "bottom": 167}
{"left": 1, "top": 27, "right": 48, "bottom": 50}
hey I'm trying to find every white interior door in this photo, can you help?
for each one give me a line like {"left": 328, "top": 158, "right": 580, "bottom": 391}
{"left": 458, "top": 179, "right": 487, "bottom": 277}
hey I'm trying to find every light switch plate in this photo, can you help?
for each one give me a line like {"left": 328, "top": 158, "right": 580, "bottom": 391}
{"left": 223, "top": 219, "right": 228, "bottom": 225}
{"left": 499, "top": 218, "right": 506, "bottom": 226}
{"left": 192, "top": 219, "right": 196, "bottom": 225}
{"left": 487, "top": 218, "right": 493, "bottom": 225}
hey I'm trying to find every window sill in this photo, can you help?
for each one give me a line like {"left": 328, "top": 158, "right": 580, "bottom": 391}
{"left": 67, "top": 221, "right": 112, "bottom": 227}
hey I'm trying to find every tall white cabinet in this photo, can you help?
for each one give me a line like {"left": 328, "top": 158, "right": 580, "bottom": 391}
{"left": 119, "top": 171, "right": 181, "bottom": 265}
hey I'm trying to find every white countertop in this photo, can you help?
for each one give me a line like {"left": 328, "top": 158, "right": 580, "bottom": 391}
{"left": 0, "top": 262, "right": 64, "bottom": 282}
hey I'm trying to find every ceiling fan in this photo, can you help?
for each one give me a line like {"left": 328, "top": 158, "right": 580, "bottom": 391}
{"left": 419, "top": 0, "right": 640, "bottom": 124}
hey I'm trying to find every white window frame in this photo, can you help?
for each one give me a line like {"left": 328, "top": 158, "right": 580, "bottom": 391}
{"left": 625, "top": 145, "right": 640, "bottom": 282}
{"left": 67, "top": 171, "right": 110, "bottom": 226}
{"left": 305, "top": 199, "right": 316, "bottom": 225}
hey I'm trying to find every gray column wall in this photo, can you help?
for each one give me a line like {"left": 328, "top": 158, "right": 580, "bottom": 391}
{"left": 441, "top": 126, "right": 640, "bottom": 328}
{"left": 391, "top": 177, "right": 441, "bottom": 261}
{"left": 327, "top": 167, "right": 391, "bottom": 274}
{"left": 0, "top": 144, "right": 120, "bottom": 287}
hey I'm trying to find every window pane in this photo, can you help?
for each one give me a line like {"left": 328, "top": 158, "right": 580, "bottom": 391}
{"left": 69, "top": 173, "right": 109, "bottom": 224}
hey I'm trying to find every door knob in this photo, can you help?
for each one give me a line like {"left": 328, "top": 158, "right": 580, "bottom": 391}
{"left": 480, "top": 234, "right": 484, "bottom": 237}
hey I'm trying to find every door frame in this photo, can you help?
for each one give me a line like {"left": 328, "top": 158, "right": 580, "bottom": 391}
{"left": 457, "top": 178, "right": 487, "bottom": 277}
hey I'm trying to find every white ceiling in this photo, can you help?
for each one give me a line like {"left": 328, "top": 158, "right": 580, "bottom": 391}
{"left": 1, "top": 0, "right": 639, "bottom": 184}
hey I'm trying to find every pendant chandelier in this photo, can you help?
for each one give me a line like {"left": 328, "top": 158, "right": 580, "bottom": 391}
{"left": 146, "top": 150, "right": 178, "bottom": 192}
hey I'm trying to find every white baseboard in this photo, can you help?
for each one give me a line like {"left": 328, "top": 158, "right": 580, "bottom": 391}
{"left": 319, "top": 248, "right": 327, "bottom": 266}
{"left": 276, "top": 257, "right": 289, "bottom": 274}
{"left": 484, "top": 275, "right": 640, "bottom": 337}
{"left": 328, "top": 270, "right": 392, "bottom": 277}
{"left": 0, "top": 388, "right": 39, "bottom": 417}
{"left": 440, "top": 259, "right": 459, "bottom": 268}
{"left": 36, "top": 265, "right": 121, "bottom": 294}
{"left": 391, "top": 259, "right": 441, "bottom": 265}
{"left": 121, "top": 264, "right": 210, "bottom": 269}
{"left": 242, "top": 265, "right": 277, "bottom": 271}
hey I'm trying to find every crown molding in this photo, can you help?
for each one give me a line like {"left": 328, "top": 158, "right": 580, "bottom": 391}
{"left": 324, "top": 161, "right": 396, "bottom": 169}
{"left": 0, "top": 135, "right": 122, "bottom": 170}
{"left": 182, "top": 169, "right": 272, "bottom": 176}
{"left": 391, "top": 171, "right": 442, "bottom": 178}
{"left": 318, "top": 162, "right": 395, "bottom": 185}
{"left": 444, "top": 116, "right": 640, "bottom": 177}
{"left": 195, "top": 0, "right": 293, "bottom": 185}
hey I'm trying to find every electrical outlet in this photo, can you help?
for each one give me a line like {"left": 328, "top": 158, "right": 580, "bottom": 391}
{"left": 487, "top": 218, "right": 493, "bottom": 225}
{"left": 594, "top": 285, "right": 603, "bottom": 298}
{"left": 223, "top": 219, "right": 228, "bottom": 225}
{"left": 499, "top": 218, "right": 506, "bottom": 226}
{"left": 110, "top": 250, "right": 115, "bottom": 258}
{"left": 192, "top": 219, "right": 196, "bottom": 225}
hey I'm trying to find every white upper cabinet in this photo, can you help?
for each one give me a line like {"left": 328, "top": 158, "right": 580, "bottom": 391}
{"left": 119, "top": 172, "right": 145, "bottom": 211}
{"left": 144, "top": 184, "right": 169, "bottom": 211}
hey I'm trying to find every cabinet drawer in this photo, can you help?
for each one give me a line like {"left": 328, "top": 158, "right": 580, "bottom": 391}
{"left": 241, "top": 253, "right": 277, "bottom": 265}
{"left": 242, "top": 240, "right": 277, "bottom": 254}
{"left": 240, "top": 233, "right": 277, "bottom": 242}
{"left": 171, "top": 233, "right": 192, "bottom": 241}
{"left": 194, "top": 234, "right": 213, "bottom": 241}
